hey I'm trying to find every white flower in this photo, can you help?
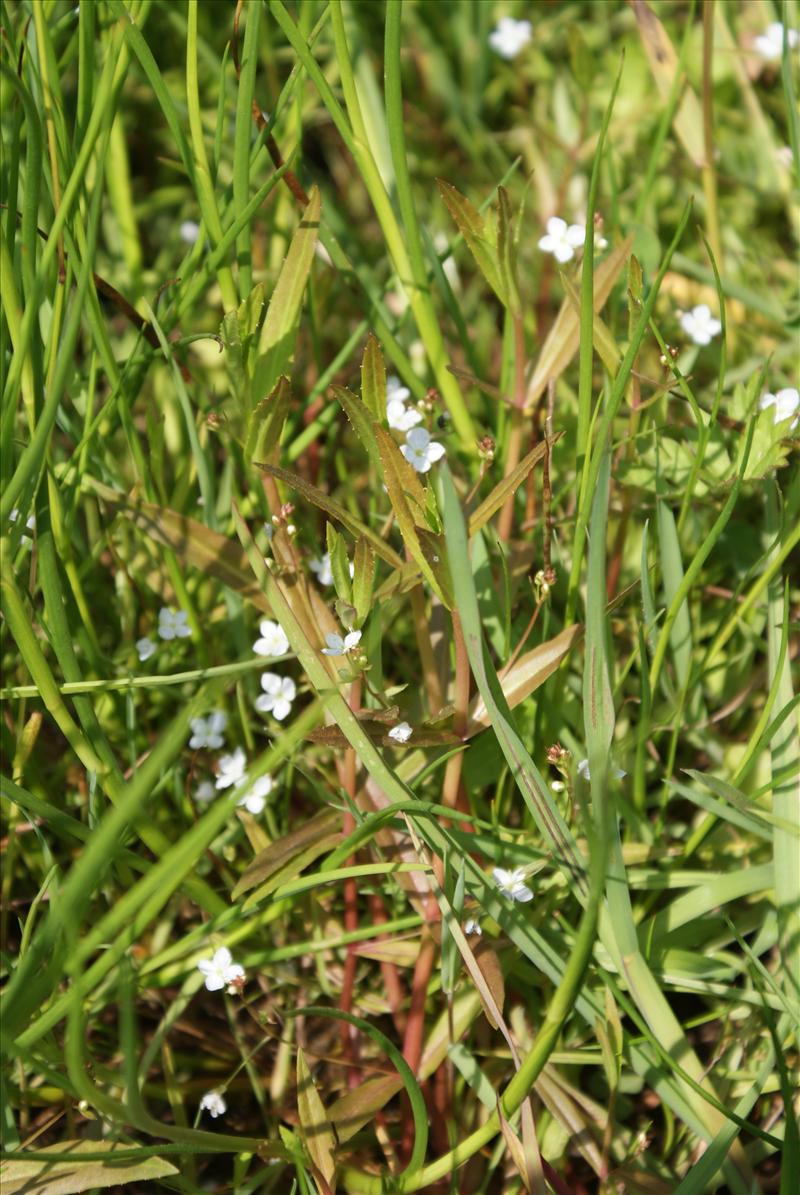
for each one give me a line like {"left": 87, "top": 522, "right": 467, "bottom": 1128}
{"left": 197, "top": 946, "right": 245, "bottom": 993}
{"left": 387, "top": 376, "right": 411, "bottom": 404}
{"left": 464, "top": 918, "right": 482, "bottom": 936}
{"left": 679, "top": 304, "right": 722, "bottom": 346}
{"left": 488, "top": 16, "right": 532, "bottom": 59}
{"left": 492, "top": 866, "right": 534, "bottom": 903}
{"left": 577, "top": 758, "right": 627, "bottom": 781}
{"left": 237, "top": 773, "right": 274, "bottom": 815}
{"left": 387, "top": 398, "right": 423, "bottom": 432}
{"left": 215, "top": 747, "right": 248, "bottom": 790}
{"left": 322, "top": 629, "right": 362, "bottom": 656}
{"left": 136, "top": 637, "right": 157, "bottom": 662}
{"left": 158, "top": 607, "right": 191, "bottom": 640}
{"left": 310, "top": 553, "right": 334, "bottom": 587}
{"left": 189, "top": 711, "right": 228, "bottom": 751}
{"left": 199, "top": 1090, "right": 227, "bottom": 1119}
{"left": 194, "top": 780, "right": 216, "bottom": 804}
{"left": 754, "top": 22, "right": 799, "bottom": 60}
{"left": 759, "top": 387, "right": 800, "bottom": 429}
{"left": 538, "top": 216, "right": 586, "bottom": 264}
{"left": 180, "top": 219, "right": 200, "bottom": 244}
{"left": 400, "top": 427, "right": 446, "bottom": 474}
{"left": 253, "top": 618, "right": 289, "bottom": 657}
{"left": 255, "top": 673, "right": 296, "bottom": 721}
{"left": 388, "top": 721, "right": 413, "bottom": 743}
{"left": 776, "top": 145, "right": 794, "bottom": 168}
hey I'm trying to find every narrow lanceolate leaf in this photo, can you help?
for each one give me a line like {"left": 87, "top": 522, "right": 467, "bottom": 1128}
{"left": 0, "top": 1140, "right": 178, "bottom": 1194}
{"left": 561, "top": 273, "right": 622, "bottom": 376}
{"left": 633, "top": 0, "right": 705, "bottom": 166}
{"left": 325, "top": 523, "right": 353, "bottom": 606}
{"left": 252, "top": 185, "right": 321, "bottom": 401}
{"left": 331, "top": 384, "right": 382, "bottom": 472}
{"left": 439, "top": 464, "right": 585, "bottom": 892}
{"left": 351, "top": 536, "right": 376, "bottom": 626}
{"left": 496, "top": 186, "right": 521, "bottom": 314}
{"left": 524, "top": 236, "right": 633, "bottom": 408}
{"left": 473, "top": 941, "right": 506, "bottom": 1030}
{"left": 468, "top": 438, "right": 559, "bottom": 535}
{"left": 437, "top": 179, "right": 507, "bottom": 304}
{"left": 375, "top": 425, "right": 453, "bottom": 607}
{"left": 360, "top": 332, "right": 387, "bottom": 422}
{"left": 296, "top": 1048, "right": 337, "bottom": 1194}
{"left": 86, "top": 481, "right": 271, "bottom": 612}
{"left": 467, "top": 625, "right": 582, "bottom": 735}
{"left": 245, "top": 374, "right": 293, "bottom": 461}
{"left": 257, "top": 463, "right": 404, "bottom": 569}
{"left": 328, "top": 1076, "right": 403, "bottom": 1144}
{"left": 232, "top": 809, "right": 341, "bottom": 901}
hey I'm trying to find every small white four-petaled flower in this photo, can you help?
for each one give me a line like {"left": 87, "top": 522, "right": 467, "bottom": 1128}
{"left": 759, "top": 387, "right": 799, "bottom": 429}
{"left": 388, "top": 721, "right": 413, "bottom": 743}
{"left": 538, "top": 216, "right": 586, "bottom": 264}
{"left": 158, "top": 607, "right": 191, "bottom": 640}
{"left": 577, "top": 758, "right": 627, "bottom": 781}
{"left": 322, "top": 629, "right": 362, "bottom": 656}
{"left": 754, "top": 22, "right": 799, "bottom": 60}
{"left": 488, "top": 16, "right": 532, "bottom": 59}
{"left": 400, "top": 427, "right": 446, "bottom": 474}
{"left": 464, "top": 918, "right": 482, "bottom": 936}
{"left": 310, "top": 553, "right": 334, "bottom": 587}
{"left": 199, "top": 1090, "right": 227, "bottom": 1119}
{"left": 215, "top": 747, "right": 248, "bottom": 790}
{"left": 189, "top": 711, "right": 228, "bottom": 750}
{"left": 679, "top": 304, "right": 722, "bottom": 346}
{"left": 253, "top": 619, "right": 289, "bottom": 658}
{"left": 197, "top": 946, "right": 245, "bottom": 993}
{"left": 136, "top": 636, "right": 157, "bottom": 662}
{"left": 237, "top": 774, "right": 274, "bottom": 815}
{"left": 180, "top": 219, "right": 200, "bottom": 244}
{"left": 255, "top": 673, "right": 296, "bottom": 721}
{"left": 492, "top": 866, "right": 534, "bottom": 903}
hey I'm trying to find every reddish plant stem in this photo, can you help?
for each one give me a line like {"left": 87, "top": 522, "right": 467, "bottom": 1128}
{"left": 369, "top": 893, "right": 407, "bottom": 1036}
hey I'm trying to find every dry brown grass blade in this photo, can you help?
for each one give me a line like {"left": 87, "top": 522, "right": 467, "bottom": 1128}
{"left": 467, "top": 624, "right": 582, "bottom": 735}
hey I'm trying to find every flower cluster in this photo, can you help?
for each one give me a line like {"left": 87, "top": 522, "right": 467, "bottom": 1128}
{"left": 386, "top": 376, "right": 446, "bottom": 474}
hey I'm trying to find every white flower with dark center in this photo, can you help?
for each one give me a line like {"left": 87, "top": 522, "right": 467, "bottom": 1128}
{"left": 488, "top": 16, "right": 532, "bottom": 59}
{"left": 194, "top": 780, "right": 216, "bottom": 805}
{"left": 388, "top": 721, "right": 413, "bottom": 743}
{"left": 400, "top": 427, "right": 446, "bottom": 474}
{"left": 199, "top": 1090, "right": 227, "bottom": 1119}
{"left": 577, "top": 758, "right": 627, "bottom": 781}
{"left": 253, "top": 619, "right": 289, "bottom": 658}
{"left": 464, "top": 918, "right": 482, "bottom": 936}
{"left": 759, "top": 387, "right": 799, "bottom": 429}
{"left": 322, "top": 629, "right": 362, "bottom": 657}
{"left": 492, "top": 866, "right": 534, "bottom": 903}
{"left": 679, "top": 304, "right": 722, "bottom": 346}
{"left": 754, "top": 22, "right": 799, "bottom": 60}
{"left": 538, "top": 216, "right": 586, "bottom": 263}
{"left": 215, "top": 747, "right": 248, "bottom": 790}
{"left": 237, "top": 774, "right": 274, "bottom": 815}
{"left": 255, "top": 673, "right": 296, "bottom": 721}
{"left": 189, "top": 711, "right": 228, "bottom": 750}
{"left": 197, "top": 946, "right": 245, "bottom": 993}
{"left": 310, "top": 553, "right": 334, "bottom": 587}
{"left": 180, "top": 219, "right": 200, "bottom": 244}
{"left": 158, "top": 607, "right": 191, "bottom": 640}
{"left": 136, "top": 637, "right": 157, "bottom": 662}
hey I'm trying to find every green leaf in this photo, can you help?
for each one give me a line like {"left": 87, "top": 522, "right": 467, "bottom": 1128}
{"left": 331, "top": 384, "right": 382, "bottom": 472}
{"left": 252, "top": 185, "right": 321, "bottom": 401}
{"left": 296, "top": 1048, "right": 337, "bottom": 1194}
{"left": 0, "top": 1141, "right": 178, "bottom": 1194}
{"left": 360, "top": 333, "right": 387, "bottom": 422}
{"left": 351, "top": 536, "right": 376, "bottom": 627}
{"left": 326, "top": 523, "right": 353, "bottom": 606}
{"left": 246, "top": 374, "right": 293, "bottom": 461}
{"left": 437, "top": 179, "right": 507, "bottom": 305}
{"left": 232, "top": 809, "right": 341, "bottom": 901}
